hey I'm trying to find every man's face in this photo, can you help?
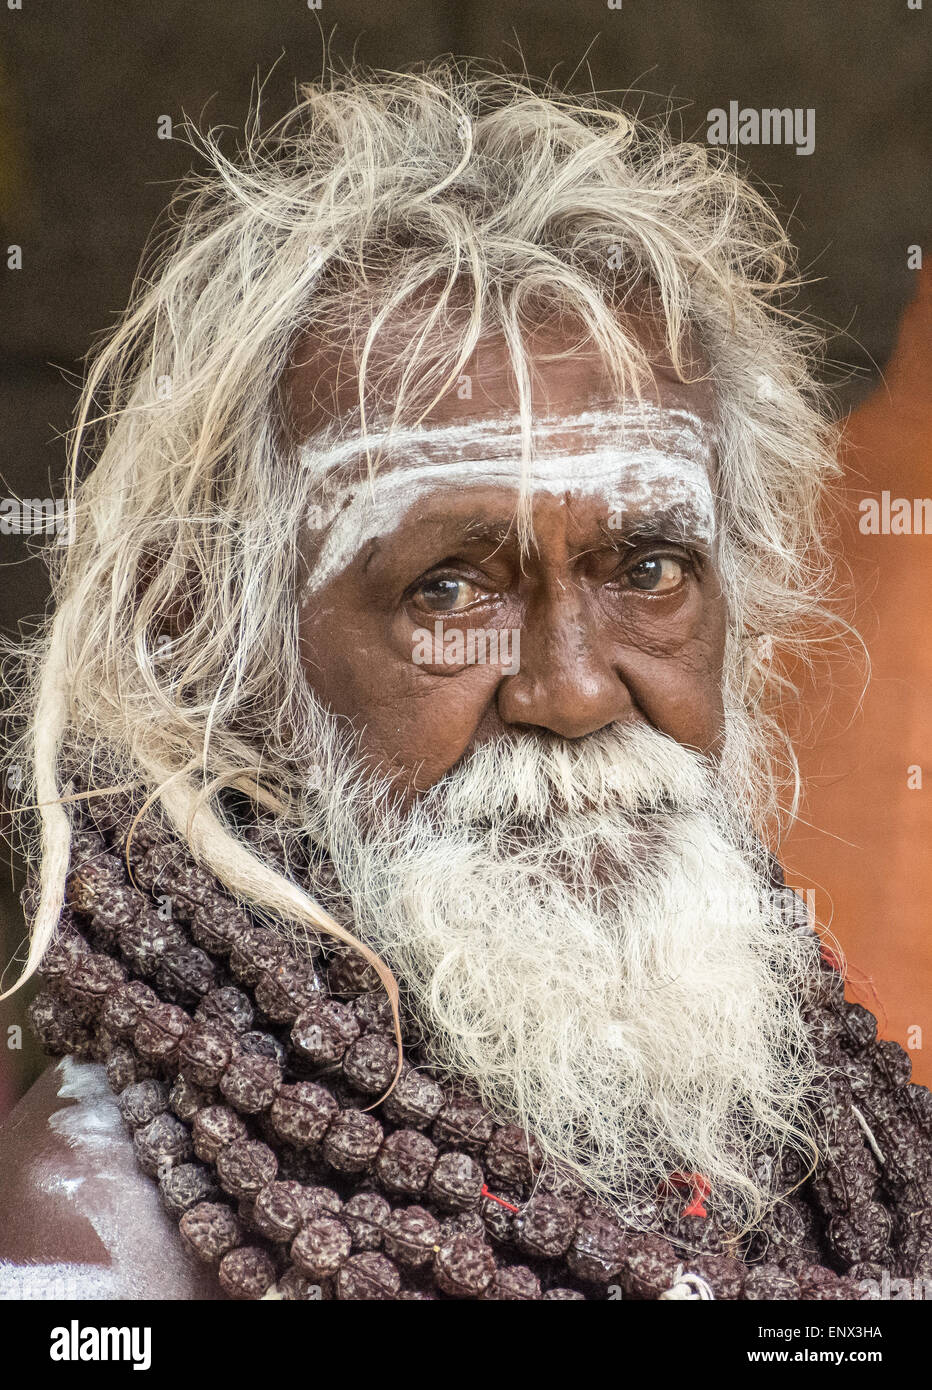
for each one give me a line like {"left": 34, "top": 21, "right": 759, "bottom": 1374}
{"left": 290, "top": 321, "right": 727, "bottom": 800}
{"left": 283, "top": 321, "right": 818, "bottom": 1224}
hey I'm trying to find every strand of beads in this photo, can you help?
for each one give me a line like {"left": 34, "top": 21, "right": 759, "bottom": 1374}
{"left": 24, "top": 807, "right": 932, "bottom": 1298}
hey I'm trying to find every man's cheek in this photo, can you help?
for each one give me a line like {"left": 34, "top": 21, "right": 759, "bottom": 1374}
{"left": 356, "top": 678, "right": 500, "bottom": 792}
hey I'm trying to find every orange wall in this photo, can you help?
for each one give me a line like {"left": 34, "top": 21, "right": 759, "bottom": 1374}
{"left": 784, "top": 268, "right": 932, "bottom": 1084}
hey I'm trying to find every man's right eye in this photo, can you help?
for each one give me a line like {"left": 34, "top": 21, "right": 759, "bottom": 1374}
{"left": 410, "top": 575, "right": 486, "bottom": 613}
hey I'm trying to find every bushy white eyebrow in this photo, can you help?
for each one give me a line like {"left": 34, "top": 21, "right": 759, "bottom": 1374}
{"left": 300, "top": 405, "right": 716, "bottom": 595}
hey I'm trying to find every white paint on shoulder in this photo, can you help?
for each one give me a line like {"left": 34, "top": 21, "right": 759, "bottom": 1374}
{"left": 1, "top": 1057, "right": 206, "bottom": 1300}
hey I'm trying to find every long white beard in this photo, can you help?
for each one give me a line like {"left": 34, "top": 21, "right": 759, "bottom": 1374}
{"left": 297, "top": 708, "right": 821, "bottom": 1232}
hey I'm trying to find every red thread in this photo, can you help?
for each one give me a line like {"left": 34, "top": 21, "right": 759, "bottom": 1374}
{"left": 480, "top": 1183, "right": 520, "bottom": 1214}
{"left": 820, "top": 942, "right": 843, "bottom": 972}
{"left": 665, "top": 1172, "right": 711, "bottom": 1219}
{"left": 819, "top": 938, "right": 889, "bottom": 1032}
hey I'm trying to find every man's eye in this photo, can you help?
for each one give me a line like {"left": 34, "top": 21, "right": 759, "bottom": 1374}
{"left": 411, "top": 576, "right": 485, "bottom": 613}
{"left": 625, "top": 555, "right": 686, "bottom": 593}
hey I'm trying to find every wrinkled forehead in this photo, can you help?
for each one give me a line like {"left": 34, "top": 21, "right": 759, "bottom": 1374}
{"left": 297, "top": 400, "right": 719, "bottom": 595}
{"left": 286, "top": 315, "right": 721, "bottom": 591}
{"left": 283, "top": 301, "right": 718, "bottom": 445}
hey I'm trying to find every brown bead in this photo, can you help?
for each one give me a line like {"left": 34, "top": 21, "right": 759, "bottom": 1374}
{"left": 220, "top": 1052, "right": 282, "bottom": 1114}
{"left": 178, "top": 1020, "right": 235, "bottom": 1089}
{"left": 537, "top": 1165, "right": 587, "bottom": 1209}
{"left": 133, "top": 1001, "right": 190, "bottom": 1064}
{"left": 252, "top": 1181, "right": 311, "bottom": 1243}
{"left": 278, "top": 1267, "right": 324, "bottom": 1301}
{"left": 384, "top": 1206, "right": 441, "bottom": 1267}
{"left": 322, "top": 1109, "right": 383, "bottom": 1174}
{"left": 514, "top": 1192, "right": 578, "bottom": 1259}
{"left": 129, "top": 841, "right": 182, "bottom": 895}
{"left": 156, "top": 943, "right": 217, "bottom": 1006}
{"left": 269, "top": 1082, "right": 339, "bottom": 1149}
{"left": 133, "top": 1113, "right": 193, "bottom": 1178}
{"left": 195, "top": 985, "right": 254, "bottom": 1036}
{"left": 218, "top": 1246, "right": 277, "bottom": 1301}
{"left": 841, "top": 1003, "right": 878, "bottom": 1052}
{"left": 335, "top": 1252, "right": 401, "bottom": 1300}
{"left": 327, "top": 949, "right": 381, "bottom": 997}
{"left": 743, "top": 1263, "right": 800, "bottom": 1300}
{"left": 343, "top": 1034, "right": 398, "bottom": 1096}
{"left": 229, "top": 926, "right": 288, "bottom": 987}
{"left": 381, "top": 1067, "right": 444, "bottom": 1130}
{"left": 106, "top": 1044, "right": 154, "bottom": 1093}
{"left": 351, "top": 990, "right": 395, "bottom": 1035}
{"left": 827, "top": 1202, "right": 893, "bottom": 1266}
{"left": 543, "top": 1287, "right": 586, "bottom": 1300}
{"left": 65, "top": 851, "right": 124, "bottom": 914}
{"left": 234, "top": 1029, "right": 288, "bottom": 1066}
{"left": 479, "top": 1184, "right": 524, "bottom": 1245}
{"left": 874, "top": 1039, "right": 913, "bottom": 1090}
{"left": 375, "top": 1129, "right": 438, "bottom": 1196}
{"left": 292, "top": 1217, "right": 352, "bottom": 1279}
{"left": 118, "top": 1079, "right": 170, "bottom": 1130}
{"left": 255, "top": 960, "right": 321, "bottom": 1024}
{"left": 101, "top": 981, "right": 159, "bottom": 1039}
{"left": 342, "top": 1192, "right": 391, "bottom": 1251}
{"left": 118, "top": 909, "right": 185, "bottom": 977}
{"left": 615, "top": 1232, "right": 681, "bottom": 1299}
{"left": 39, "top": 927, "right": 90, "bottom": 982}
{"left": 428, "top": 1151, "right": 484, "bottom": 1211}
{"left": 292, "top": 998, "right": 360, "bottom": 1066}
{"left": 190, "top": 900, "right": 251, "bottom": 957}
{"left": 432, "top": 1092, "right": 494, "bottom": 1154}
{"left": 483, "top": 1265, "right": 542, "bottom": 1300}
{"left": 216, "top": 1138, "right": 279, "bottom": 1198}
{"left": 192, "top": 1105, "right": 249, "bottom": 1162}
{"left": 88, "top": 883, "right": 149, "bottom": 947}
{"left": 161, "top": 861, "right": 221, "bottom": 915}
{"left": 179, "top": 1200, "right": 243, "bottom": 1263}
{"left": 159, "top": 1162, "right": 219, "bottom": 1219}
{"left": 796, "top": 1264, "right": 853, "bottom": 1300}
{"left": 58, "top": 952, "right": 127, "bottom": 1018}
{"left": 690, "top": 1254, "right": 746, "bottom": 1300}
{"left": 486, "top": 1125, "right": 542, "bottom": 1186}
{"left": 303, "top": 1185, "right": 344, "bottom": 1219}
{"left": 27, "top": 991, "right": 95, "bottom": 1057}
{"left": 169, "top": 1073, "right": 213, "bottom": 1123}
{"left": 567, "top": 1212, "right": 629, "bottom": 1286}
{"left": 434, "top": 1233, "right": 497, "bottom": 1297}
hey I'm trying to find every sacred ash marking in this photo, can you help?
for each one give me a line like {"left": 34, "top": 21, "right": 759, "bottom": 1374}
{"left": 299, "top": 405, "right": 717, "bottom": 598}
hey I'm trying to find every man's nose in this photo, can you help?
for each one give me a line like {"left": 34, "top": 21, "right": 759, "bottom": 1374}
{"left": 496, "top": 586, "right": 635, "bottom": 739}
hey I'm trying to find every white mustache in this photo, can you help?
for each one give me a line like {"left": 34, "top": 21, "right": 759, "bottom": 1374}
{"left": 298, "top": 708, "right": 821, "bottom": 1233}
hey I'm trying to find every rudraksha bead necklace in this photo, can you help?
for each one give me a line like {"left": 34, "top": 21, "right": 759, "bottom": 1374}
{"left": 24, "top": 801, "right": 932, "bottom": 1299}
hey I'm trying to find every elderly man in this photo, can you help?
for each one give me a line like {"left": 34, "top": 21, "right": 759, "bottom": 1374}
{"left": 1, "top": 63, "right": 929, "bottom": 1301}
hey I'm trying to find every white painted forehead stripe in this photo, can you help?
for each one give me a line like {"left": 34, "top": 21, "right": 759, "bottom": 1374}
{"left": 301, "top": 405, "right": 714, "bottom": 475}
{"left": 300, "top": 406, "right": 716, "bottom": 595}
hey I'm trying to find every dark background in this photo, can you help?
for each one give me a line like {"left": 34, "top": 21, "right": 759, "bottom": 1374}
{"left": 1, "top": 0, "right": 929, "bottom": 1110}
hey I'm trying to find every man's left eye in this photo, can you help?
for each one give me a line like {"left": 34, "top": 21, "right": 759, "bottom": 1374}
{"left": 412, "top": 576, "right": 485, "bottom": 612}
{"left": 625, "top": 555, "right": 686, "bottom": 593}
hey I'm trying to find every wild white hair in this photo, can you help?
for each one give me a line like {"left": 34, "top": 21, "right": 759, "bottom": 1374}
{"left": 3, "top": 59, "right": 841, "bottom": 1021}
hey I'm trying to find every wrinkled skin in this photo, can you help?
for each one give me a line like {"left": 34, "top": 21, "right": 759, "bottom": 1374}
{"left": 292, "top": 321, "right": 727, "bottom": 799}
{"left": 0, "top": 319, "right": 728, "bottom": 1296}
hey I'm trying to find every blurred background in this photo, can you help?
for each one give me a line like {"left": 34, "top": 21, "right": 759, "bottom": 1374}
{"left": 1, "top": 0, "right": 929, "bottom": 1114}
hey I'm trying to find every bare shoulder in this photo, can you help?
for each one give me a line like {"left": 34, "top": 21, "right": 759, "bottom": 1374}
{"left": 0, "top": 1058, "right": 219, "bottom": 1300}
